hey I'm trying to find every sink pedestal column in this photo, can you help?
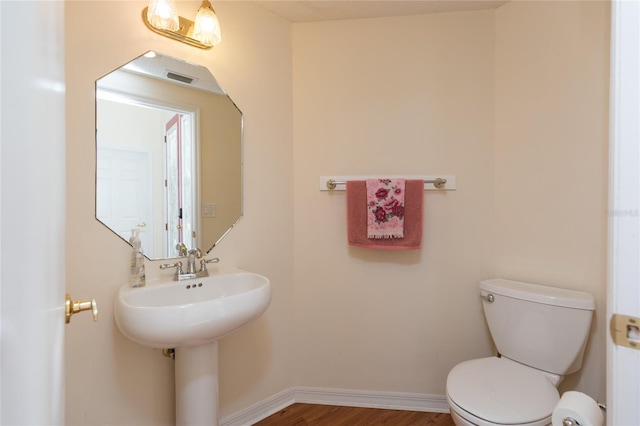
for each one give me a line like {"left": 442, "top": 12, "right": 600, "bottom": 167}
{"left": 175, "top": 342, "right": 219, "bottom": 426}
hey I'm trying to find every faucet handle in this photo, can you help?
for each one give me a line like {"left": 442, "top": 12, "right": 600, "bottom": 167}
{"left": 176, "top": 243, "right": 188, "bottom": 257}
{"left": 160, "top": 261, "right": 183, "bottom": 275}
{"left": 199, "top": 257, "right": 219, "bottom": 274}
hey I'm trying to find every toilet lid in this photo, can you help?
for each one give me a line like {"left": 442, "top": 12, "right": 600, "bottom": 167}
{"left": 447, "top": 357, "right": 559, "bottom": 425}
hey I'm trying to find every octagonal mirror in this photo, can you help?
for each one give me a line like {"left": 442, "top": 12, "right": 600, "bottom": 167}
{"left": 95, "top": 51, "right": 242, "bottom": 260}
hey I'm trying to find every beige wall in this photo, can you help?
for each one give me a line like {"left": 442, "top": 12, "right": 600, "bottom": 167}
{"left": 65, "top": 1, "right": 293, "bottom": 423}
{"left": 291, "top": 0, "right": 608, "bottom": 403}
{"left": 65, "top": 1, "right": 609, "bottom": 424}
{"left": 494, "top": 1, "right": 609, "bottom": 401}
{"left": 292, "top": 10, "right": 496, "bottom": 393}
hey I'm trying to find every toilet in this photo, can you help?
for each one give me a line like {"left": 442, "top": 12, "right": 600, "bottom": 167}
{"left": 446, "top": 278, "right": 595, "bottom": 426}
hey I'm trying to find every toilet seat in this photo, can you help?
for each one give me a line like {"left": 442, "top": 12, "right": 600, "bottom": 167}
{"left": 446, "top": 357, "right": 559, "bottom": 426}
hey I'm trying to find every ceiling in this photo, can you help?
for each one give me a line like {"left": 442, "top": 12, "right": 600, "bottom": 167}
{"left": 255, "top": 0, "right": 509, "bottom": 23}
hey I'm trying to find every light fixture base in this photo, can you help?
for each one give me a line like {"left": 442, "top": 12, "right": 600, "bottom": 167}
{"left": 142, "top": 7, "right": 213, "bottom": 50}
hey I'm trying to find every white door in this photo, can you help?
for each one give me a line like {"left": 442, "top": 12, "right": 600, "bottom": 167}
{"left": 607, "top": 1, "right": 640, "bottom": 424}
{"left": 0, "top": 1, "right": 66, "bottom": 424}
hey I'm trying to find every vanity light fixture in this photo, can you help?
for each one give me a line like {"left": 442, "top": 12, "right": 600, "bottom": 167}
{"left": 143, "top": 0, "right": 221, "bottom": 49}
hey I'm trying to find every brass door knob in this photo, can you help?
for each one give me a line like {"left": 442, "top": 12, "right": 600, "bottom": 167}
{"left": 65, "top": 294, "right": 98, "bottom": 324}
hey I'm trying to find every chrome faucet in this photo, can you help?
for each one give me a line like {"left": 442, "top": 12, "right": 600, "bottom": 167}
{"left": 185, "top": 248, "right": 202, "bottom": 274}
{"left": 160, "top": 244, "right": 220, "bottom": 281}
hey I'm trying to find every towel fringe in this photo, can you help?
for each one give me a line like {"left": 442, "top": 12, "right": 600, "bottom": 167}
{"left": 367, "top": 234, "right": 404, "bottom": 239}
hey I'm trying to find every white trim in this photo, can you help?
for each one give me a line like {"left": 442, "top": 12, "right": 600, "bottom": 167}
{"left": 220, "top": 387, "right": 449, "bottom": 426}
{"left": 221, "top": 388, "right": 295, "bottom": 426}
{"left": 96, "top": 87, "right": 199, "bottom": 116}
{"left": 607, "top": 1, "right": 640, "bottom": 425}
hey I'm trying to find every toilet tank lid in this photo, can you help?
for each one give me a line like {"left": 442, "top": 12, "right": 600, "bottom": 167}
{"left": 480, "top": 279, "right": 595, "bottom": 310}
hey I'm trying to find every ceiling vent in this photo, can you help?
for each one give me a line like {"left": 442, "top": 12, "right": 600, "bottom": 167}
{"left": 166, "top": 72, "right": 194, "bottom": 84}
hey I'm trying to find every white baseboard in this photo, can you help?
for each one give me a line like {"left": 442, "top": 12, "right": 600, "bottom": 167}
{"left": 221, "top": 387, "right": 296, "bottom": 426}
{"left": 221, "top": 386, "right": 450, "bottom": 426}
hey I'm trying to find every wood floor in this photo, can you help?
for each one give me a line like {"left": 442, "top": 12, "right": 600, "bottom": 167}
{"left": 253, "top": 403, "right": 456, "bottom": 426}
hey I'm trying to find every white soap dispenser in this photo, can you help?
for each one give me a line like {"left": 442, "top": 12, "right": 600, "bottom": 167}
{"left": 128, "top": 229, "right": 146, "bottom": 288}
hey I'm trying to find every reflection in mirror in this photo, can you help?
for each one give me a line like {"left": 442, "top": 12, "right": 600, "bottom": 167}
{"left": 95, "top": 51, "right": 242, "bottom": 260}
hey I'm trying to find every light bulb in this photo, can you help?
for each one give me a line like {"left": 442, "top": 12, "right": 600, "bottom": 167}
{"left": 147, "top": 0, "right": 179, "bottom": 32}
{"left": 193, "top": 1, "right": 221, "bottom": 46}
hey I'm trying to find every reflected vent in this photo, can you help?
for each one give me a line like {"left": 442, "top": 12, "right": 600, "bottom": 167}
{"left": 167, "top": 72, "right": 194, "bottom": 84}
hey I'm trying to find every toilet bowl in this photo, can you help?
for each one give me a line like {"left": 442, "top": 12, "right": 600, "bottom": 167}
{"left": 446, "top": 279, "right": 595, "bottom": 426}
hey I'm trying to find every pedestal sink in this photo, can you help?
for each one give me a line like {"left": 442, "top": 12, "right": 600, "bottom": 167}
{"left": 114, "top": 270, "right": 271, "bottom": 426}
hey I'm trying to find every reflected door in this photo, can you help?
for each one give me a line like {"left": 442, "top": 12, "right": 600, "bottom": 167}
{"left": 165, "top": 113, "right": 195, "bottom": 256}
{"left": 96, "top": 146, "right": 153, "bottom": 251}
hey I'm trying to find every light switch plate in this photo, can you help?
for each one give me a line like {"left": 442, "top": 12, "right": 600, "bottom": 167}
{"left": 202, "top": 204, "right": 216, "bottom": 218}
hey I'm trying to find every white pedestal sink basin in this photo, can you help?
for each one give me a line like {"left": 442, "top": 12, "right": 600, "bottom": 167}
{"left": 114, "top": 270, "right": 271, "bottom": 426}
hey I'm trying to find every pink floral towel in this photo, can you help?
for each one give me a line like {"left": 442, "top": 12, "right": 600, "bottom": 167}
{"left": 366, "top": 179, "right": 406, "bottom": 239}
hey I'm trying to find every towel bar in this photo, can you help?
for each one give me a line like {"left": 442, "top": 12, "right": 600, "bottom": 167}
{"left": 319, "top": 175, "right": 456, "bottom": 191}
{"left": 326, "top": 178, "right": 446, "bottom": 190}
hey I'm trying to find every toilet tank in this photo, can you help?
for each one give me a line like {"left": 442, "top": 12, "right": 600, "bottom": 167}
{"left": 480, "top": 278, "right": 595, "bottom": 376}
